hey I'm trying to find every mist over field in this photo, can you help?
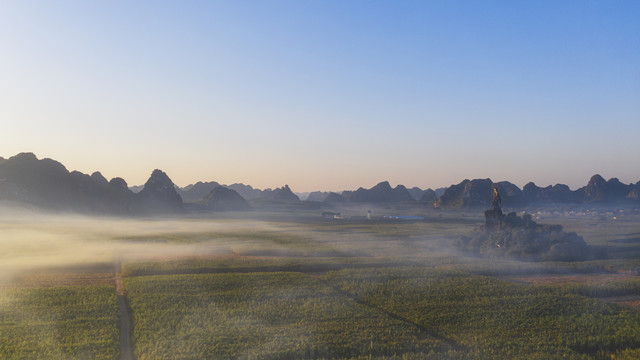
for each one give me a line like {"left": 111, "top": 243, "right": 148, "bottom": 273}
{"left": 2, "top": 0, "right": 639, "bottom": 358}
{"left": 0, "top": 208, "right": 445, "bottom": 277}
{"left": 1, "top": 152, "right": 640, "bottom": 359}
{"left": 0, "top": 207, "right": 267, "bottom": 282}
{"left": 2, "top": 198, "right": 640, "bottom": 359}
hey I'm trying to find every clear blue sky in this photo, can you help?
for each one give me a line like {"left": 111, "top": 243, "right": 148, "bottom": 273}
{"left": 1, "top": 1, "right": 638, "bottom": 191}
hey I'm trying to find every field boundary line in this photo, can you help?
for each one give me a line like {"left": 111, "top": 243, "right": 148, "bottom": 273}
{"left": 316, "top": 276, "right": 465, "bottom": 351}
{"left": 122, "top": 262, "right": 419, "bottom": 278}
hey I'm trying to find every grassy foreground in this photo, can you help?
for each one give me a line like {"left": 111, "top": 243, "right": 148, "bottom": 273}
{"left": 0, "top": 285, "right": 120, "bottom": 360}
{"left": 2, "top": 211, "right": 640, "bottom": 359}
{"left": 326, "top": 267, "right": 640, "bottom": 359}
{"left": 124, "top": 272, "right": 460, "bottom": 360}
{"left": 124, "top": 267, "right": 640, "bottom": 359}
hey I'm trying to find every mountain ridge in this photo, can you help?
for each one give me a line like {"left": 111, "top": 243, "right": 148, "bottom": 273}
{"left": 1, "top": 153, "right": 638, "bottom": 214}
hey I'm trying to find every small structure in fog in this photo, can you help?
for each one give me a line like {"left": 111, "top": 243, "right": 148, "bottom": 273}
{"left": 322, "top": 211, "right": 341, "bottom": 219}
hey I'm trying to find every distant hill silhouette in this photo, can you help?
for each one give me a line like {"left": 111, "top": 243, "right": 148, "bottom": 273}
{"left": 435, "top": 179, "right": 494, "bottom": 209}
{"left": 0, "top": 153, "right": 134, "bottom": 213}
{"left": 262, "top": 185, "right": 300, "bottom": 203}
{"left": 324, "top": 192, "right": 347, "bottom": 203}
{"left": 407, "top": 187, "right": 424, "bottom": 201}
{"left": 133, "top": 175, "right": 640, "bottom": 210}
{"left": 307, "top": 191, "right": 330, "bottom": 202}
{"left": 584, "top": 174, "right": 633, "bottom": 203}
{"left": 436, "top": 175, "right": 639, "bottom": 209}
{"left": 201, "top": 186, "right": 249, "bottom": 211}
{"left": 133, "top": 169, "right": 185, "bottom": 214}
{"left": 419, "top": 189, "right": 437, "bottom": 203}
{"left": 1, "top": 153, "right": 638, "bottom": 214}
{"left": 342, "top": 181, "right": 415, "bottom": 203}
{"left": 179, "top": 181, "right": 220, "bottom": 202}
{"left": 434, "top": 187, "right": 447, "bottom": 198}
{"left": 225, "top": 183, "right": 265, "bottom": 200}
{"left": 0, "top": 153, "right": 186, "bottom": 215}
{"left": 628, "top": 182, "right": 640, "bottom": 201}
{"left": 521, "top": 182, "right": 583, "bottom": 204}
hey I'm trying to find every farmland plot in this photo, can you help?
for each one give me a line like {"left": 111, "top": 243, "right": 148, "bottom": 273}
{"left": 124, "top": 272, "right": 465, "bottom": 359}
{"left": 0, "top": 284, "right": 120, "bottom": 360}
{"left": 326, "top": 267, "right": 640, "bottom": 359}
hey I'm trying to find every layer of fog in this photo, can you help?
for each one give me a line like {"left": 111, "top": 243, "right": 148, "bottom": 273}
{"left": 3, "top": 205, "right": 640, "bottom": 358}
{"left": 0, "top": 204, "right": 475, "bottom": 284}
{"left": 3, "top": 202, "right": 632, "bottom": 286}
{"left": 0, "top": 206, "right": 294, "bottom": 283}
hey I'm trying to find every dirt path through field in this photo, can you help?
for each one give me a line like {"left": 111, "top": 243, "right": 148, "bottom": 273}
{"left": 114, "top": 258, "right": 135, "bottom": 360}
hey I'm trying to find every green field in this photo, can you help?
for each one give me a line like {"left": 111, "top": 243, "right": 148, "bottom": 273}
{"left": 2, "top": 209, "right": 640, "bottom": 359}
{"left": 0, "top": 285, "right": 120, "bottom": 359}
{"left": 121, "top": 267, "right": 640, "bottom": 359}
{"left": 326, "top": 267, "right": 640, "bottom": 359}
{"left": 124, "top": 272, "right": 459, "bottom": 359}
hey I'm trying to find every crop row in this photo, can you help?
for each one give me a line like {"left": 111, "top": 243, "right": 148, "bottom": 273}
{"left": 124, "top": 272, "right": 462, "bottom": 359}
{"left": 325, "top": 267, "right": 640, "bottom": 359}
{"left": 0, "top": 285, "right": 120, "bottom": 360}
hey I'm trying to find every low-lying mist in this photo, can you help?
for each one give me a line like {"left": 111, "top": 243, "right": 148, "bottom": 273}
{"left": 4, "top": 202, "right": 635, "bottom": 286}
{"left": 0, "top": 206, "right": 297, "bottom": 283}
{"left": 0, "top": 204, "right": 474, "bottom": 285}
{"left": 4, "top": 204, "right": 640, "bottom": 359}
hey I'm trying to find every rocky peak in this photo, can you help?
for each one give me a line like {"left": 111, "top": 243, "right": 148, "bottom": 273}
{"left": 484, "top": 187, "right": 504, "bottom": 228}
{"left": 584, "top": 174, "right": 632, "bottom": 202}
{"left": 419, "top": 189, "right": 437, "bottom": 203}
{"left": 461, "top": 192, "right": 592, "bottom": 261}
{"left": 436, "top": 178, "right": 494, "bottom": 209}
{"left": 91, "top": 171, "right": 109, "bottom": 186}
{"left": 371, "top": 181, "right": 392, "bottom": 191}
{"left": 179, "top": 181, "right": 221, "bottom": 202}
{"left": 522, "top": 182, "right": 539, "bottom": 193}
{"left": 109, "top": 177, "right": 128, "bottom": 190}
{"left": 271, "top": 184, "right": 300, "bottom": 203}
{"left": 142, "top": 169, "right": 176, "bottom": 192}
{"left": 5, "top": 153, "right": 68, "bottom": 178}
{"left": 606, "top": 178, "right": 632, "bottom": 200}
{"left": 407, "top": 186, "right": 425, "bottom": 200}
{"left": 585, "top": 174, "right": 606, "bottom": 201}
{"left": 8, "top": 152, "right": 38, "bottom": 163}
{"left": 307, "top": 191, "right": 329, "bottom": 202}
{"left": 324, "top": 192, "right": 346, "bottom": 202}
{"left": 346, "top": 181, "right": 414, "bottom": 203}
{"left": 202, "top": 186, "right": 249, "bottom": 211}
{"left": 136, "top": 169, "right": 184, "bottom": 213}
{"left": 588, "top": 174, "right": 606, "bottom": 187}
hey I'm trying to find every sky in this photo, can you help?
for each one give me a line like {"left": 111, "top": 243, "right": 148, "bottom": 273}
{"left": 0, "top": 1, "right": 638, "bottom": 192}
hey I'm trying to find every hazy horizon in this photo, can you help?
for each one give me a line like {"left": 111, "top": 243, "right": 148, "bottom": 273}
{"left": 2, "top": 1, "right": 638, "bottom": 192}
{"left": 3, "top": 151, "right": 639, "bottom": 195}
